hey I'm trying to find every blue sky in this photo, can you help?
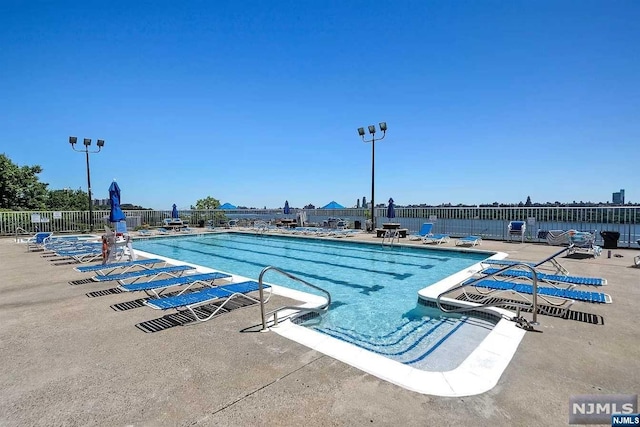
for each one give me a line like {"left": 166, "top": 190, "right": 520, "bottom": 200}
{"left": 1, "top": 1, "right": 638, "bottom": 210}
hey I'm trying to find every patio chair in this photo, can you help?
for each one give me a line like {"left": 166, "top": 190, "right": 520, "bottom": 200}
{"left": 455, "top": 235, "right": 482, "bottom": 247}
{"left": 118, "top": 272, "right": 232, "bottom": 298}
{"left": 508, "top": 221, "right": 526, "bottom": 242}
{"left": 144, "top": 280, "right": 272, "bottom": 322}
{"left": 409, "top": 223, "right": 433, "bottom": 241}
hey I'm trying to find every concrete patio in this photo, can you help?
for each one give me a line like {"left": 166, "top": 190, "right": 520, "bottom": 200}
{"left": 1, "top": 233, "right": 638, "bottom": 426}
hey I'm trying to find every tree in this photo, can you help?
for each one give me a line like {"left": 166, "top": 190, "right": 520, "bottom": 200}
{"left": 525, "top": 196, "right": 532, "bottom": 207}
{"left": 0, "top": 154, "right": 49, "bottom": 210}
{"left": 46, "top": 188, "right": 89, "bottom": 210}
{"left": 192, "top": 196, "right": 220, "bottom": 210}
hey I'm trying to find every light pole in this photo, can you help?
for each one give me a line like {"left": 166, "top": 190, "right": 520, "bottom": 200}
{"left": 69, "top": 136, "right": 105, "bottom": 232}
{"left": 357, "top": 122, "right": 387, "bottom": 231}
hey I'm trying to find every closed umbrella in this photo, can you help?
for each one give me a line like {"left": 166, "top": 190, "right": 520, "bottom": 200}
{"left": 172, "top": 204, "right": 179, "bottom": 219}
{"left": 284, "top": 200, "right": 290, "bottom": 215}
{"left": 109, "top": 181, "right": 126, "bottom": 223}
{"left": 387, "top": 198, "right": 396, "bottom": 220}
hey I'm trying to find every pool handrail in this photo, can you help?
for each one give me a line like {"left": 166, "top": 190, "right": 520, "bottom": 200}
{"left": 435, "top": 262, "right": 540, "bottom": 330}
{"left": 258, "top": 265, "right": 331, "bottom": 331}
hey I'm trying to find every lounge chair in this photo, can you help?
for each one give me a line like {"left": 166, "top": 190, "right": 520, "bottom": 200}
{"left": 91, "top": 265, "right": 196, "bottom": 283}
{"left": 51, "top": 245, "right": 110, "bottom": 264}
{"left": 144, "top": 280, "right": 272, "bottom": 322}
{"left": 481, "top": 246, "right": 572, "bottom": 275}
{"left": 25, "top": 232, "right": 54, "bottom": 251}
{"left": 422, "top": 234, "right": 450, "bottom": 245}
{"left": 409, "top": 223, "right": 433, "bottom": 241}
{"left": 118, "top": 272, "right": 232, "bottom": 298}
{"left": 567, "top": 231, "right": 601, "bottom": 257}
{"left": 470, "top": 279, "right": 612, "bottom": 305}
{"left": 545, "top": 230, "right": 572, "bottom": 246}
{"left": 508, "top": 221, "right": 526, "bottom": 242}
{"left": 74, "top": 258, "right": 166, "bottom": 275}
{"left": 455, "top": 235, "right": 482, "bottom": 247}
{"left": 479, "top": 267, "right": 606, "bottom": 287}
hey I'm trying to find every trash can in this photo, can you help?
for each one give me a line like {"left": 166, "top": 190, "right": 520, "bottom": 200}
{"left": 198, "top": 219, "right": 205, "bottom": 228}
{"left": 354, "top": 220, "right": 361, "bottom": 230}
{"left": 600, "top": 231, "right": 620, "bottom": 249}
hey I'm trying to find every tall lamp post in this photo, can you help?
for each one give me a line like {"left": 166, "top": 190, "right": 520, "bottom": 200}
{"left": 357, "top": 122, "right": 387, "bottom": 231}
{"left": 69, "top": 136, "right": 105, "bottom": 232}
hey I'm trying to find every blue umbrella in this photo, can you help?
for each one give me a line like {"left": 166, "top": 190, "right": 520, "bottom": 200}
{"left": 172, "top": 204, "right": 179, "bottom": 219}
{"left": 109, "top": 181, "right": 126, "bottom": 223}
{"left": 387, "top": 198, "right": 396, "bottom": 220}
{"left": 220, "top": 202, "right": 237, "bottom": 210}
{"left": 284, "top": 200, "right": 290, "bottom": 215}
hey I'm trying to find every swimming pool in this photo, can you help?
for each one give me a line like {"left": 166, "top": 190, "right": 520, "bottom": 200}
{"left": 135, "top": 233, "right": 524, "bottom": 396}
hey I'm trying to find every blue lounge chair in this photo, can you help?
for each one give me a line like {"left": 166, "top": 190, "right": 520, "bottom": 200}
{"left": 456, "top": 235, "right": 482, "bottom": 247}
{"left": 74, "top": 258, "right": 165, "bottom": 275}
{"left": 508, "top": 221, "right": 526, "bottom": 242}
{"left": 480, "top": 268, "right": 606, "bottom": 287}
{"left": 91, "top": 265, "right": 196, "bottom": 283}
{"left": 26, "top": 232, "right": 54, "bottom": 251}
{"left": 409, "top": 223, "right": 433, "bottom": 241}
{"left": 118, "top": 272, "right": 232, "bottom": 298}
{"left": 144, "top": 280, "right": 272, "bottom": 322}
{"left": 471, "top": 279, "right": 612, "bottom": 304}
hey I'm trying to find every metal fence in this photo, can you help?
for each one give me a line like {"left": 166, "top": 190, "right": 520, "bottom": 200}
{"left": 3, "top": 206, "right": 639, "bottom": 248}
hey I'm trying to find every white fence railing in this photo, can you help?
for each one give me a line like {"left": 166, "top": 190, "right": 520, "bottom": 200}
{"left": 3, "top": 206, "right": 639, "bottom": 247}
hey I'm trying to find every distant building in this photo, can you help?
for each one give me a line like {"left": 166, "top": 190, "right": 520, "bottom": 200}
{"left": 612, "top": 189, "right": 625, "bottom": 205}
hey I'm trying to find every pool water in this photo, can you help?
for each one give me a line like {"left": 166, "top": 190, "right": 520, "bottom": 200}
{"left": 134, "top": 233, "right": 495, "bottom": 370}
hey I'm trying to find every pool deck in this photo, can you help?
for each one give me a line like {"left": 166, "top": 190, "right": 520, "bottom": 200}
{"left": 1, "top": 231, "right": 639, "bottom": 426}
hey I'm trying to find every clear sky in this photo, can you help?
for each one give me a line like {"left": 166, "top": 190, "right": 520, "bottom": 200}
{"left": 1, "top": 1, "right": 638, "bottom": 210}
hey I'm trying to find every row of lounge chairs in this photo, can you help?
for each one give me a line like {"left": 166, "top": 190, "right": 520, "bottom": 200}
{"left": 408, "top": 223, "right": 481, "bottom": 247}
{"left": 459, "top": 247, "right": 612, "bottom": 317}
{"left": 73, "top": 258, "right": 271, "bottom": 322}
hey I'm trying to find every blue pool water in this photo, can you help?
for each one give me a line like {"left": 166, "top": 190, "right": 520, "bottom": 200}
{"left": 134, "top": 233, "right": 496, "bottom": 370}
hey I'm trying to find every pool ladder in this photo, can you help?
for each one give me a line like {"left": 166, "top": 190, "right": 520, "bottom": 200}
{"left": 435, "top": 262, "right": 540, "bottom": 331}
{"left": 258, "top": 266, "right": 331, "bottom": 331}
{"left": 381, "top": 229, "right": 400, "bottom": 246}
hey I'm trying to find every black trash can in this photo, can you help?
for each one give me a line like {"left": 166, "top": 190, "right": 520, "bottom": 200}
{"left": 198, "top": 219, "right": 205, "bottom": 228}
{"left": 600, "top": 231, "right": 620, "bottom": 249}
{"left": 354, "top": 220, "right": 361, "bottom": 230}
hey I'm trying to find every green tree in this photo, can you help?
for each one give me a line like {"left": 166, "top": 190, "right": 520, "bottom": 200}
{"left": 192, "top": 196, "right": 220, "bottom": 210}
{"left": 0, "top": 154, "right": 49, "bottom": 210}
{"left": 46, "top": 188, "right": 89, "bottom": 210}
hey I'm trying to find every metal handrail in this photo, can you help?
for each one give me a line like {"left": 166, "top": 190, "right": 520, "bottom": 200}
{"left": 258, "top": 266, "right": 331, "bottom": 331}
{"left": 14, "top": 227, "right": 27, "bottom": 242}
{"left": 381, "top": 229, "right": 399, "bottom": 246}
{"left": 435, "top": 262, "right": 540, "bottom": 328}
